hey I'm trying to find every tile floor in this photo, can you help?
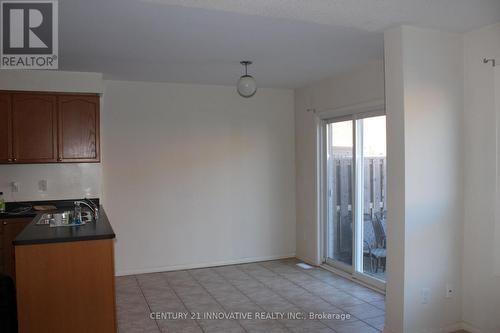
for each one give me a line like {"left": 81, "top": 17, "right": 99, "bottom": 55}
{"left": 116, "top": 258, "right": 386, "bottom": 333}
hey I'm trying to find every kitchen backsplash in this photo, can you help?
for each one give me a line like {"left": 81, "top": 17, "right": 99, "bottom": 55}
{"left": 0, "top": 163, "right": 101, "bottom": 202}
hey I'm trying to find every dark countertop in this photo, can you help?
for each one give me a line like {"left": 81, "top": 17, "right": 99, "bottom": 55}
{"left": 13, "top": 205, "right": 115, "bottom": 246}
{"left": 0, "top": 211, "right": 38, "bottom": 219}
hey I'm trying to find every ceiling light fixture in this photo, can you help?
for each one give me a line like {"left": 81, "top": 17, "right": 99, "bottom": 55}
{"left": 237, "top": 61, "right": 257, "bottom": 98}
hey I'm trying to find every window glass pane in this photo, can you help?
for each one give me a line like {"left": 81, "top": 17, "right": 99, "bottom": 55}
{"left": 326, "top": 120, "right": 353, "bottom": 267}
{"left": 359, "top": 115, "right": 387, "bottom": 281}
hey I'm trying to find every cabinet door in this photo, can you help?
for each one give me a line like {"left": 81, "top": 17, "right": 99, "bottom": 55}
{"left": 0, "top": 222, "right": 4, "bottom": 274}
{"left": 2, "top": 218, "right": 31, "bottom": 280}
{"left": 12, "top": 93, "right": 58, "bottom": 163}
{"left": 58, "top": 95, "right": 100, "bottom": 162}
{"left": 0, "top": 93, "right": 13, "bottom": 163}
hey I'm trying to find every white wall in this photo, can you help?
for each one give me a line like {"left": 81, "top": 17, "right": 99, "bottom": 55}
{"left": 101, "top": 80, "right": 296, "bottom": 275}
{"left": 496, "top": 67, "right": 500, "bottom": 278}
{"left": 0, "top": 71, "right": 103, "bottom": 202}
{"left": 383, "top": 27, "right": 406, "bottom": 333}
{"left": 294, "top": 60, "right": 385, "bottom": 265}
{"left": 384, "top": 26, "right": 464, "bottom": 333}
{"left": 462, "top": 22, "right": 500, "bottom": 333}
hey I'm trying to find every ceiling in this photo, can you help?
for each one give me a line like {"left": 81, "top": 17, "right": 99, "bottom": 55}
{"left": 59, "top": 0, "right": 500, "bottom": 88}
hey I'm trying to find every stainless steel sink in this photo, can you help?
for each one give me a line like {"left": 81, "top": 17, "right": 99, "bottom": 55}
{"left": 36, "top": 211, "right": 93, "bottom": 226}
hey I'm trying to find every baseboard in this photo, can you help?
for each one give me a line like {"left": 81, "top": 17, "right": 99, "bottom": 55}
{"left": 382, "top": 321, "right": 484, "bottom": 333}
{"left": 460, "top": 321, "right": 485, "bottom": 333}
{"left": 115, "top": 253, "right": 296, "bottom": 276}
{"left": 383, "top": 326, "right": 397, "bottom": 333}
{"left": 426, "top": 321, "right": 484, "bottom": 333}
{"left": 435, "top": 322, "right": 467, "bottom": 333}
{"left": 295, "top": 255, "right": 320, "bottom": 266}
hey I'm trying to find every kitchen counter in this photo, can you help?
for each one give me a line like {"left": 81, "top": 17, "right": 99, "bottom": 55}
{"left": 14, "top": 204, "right": 117, "bottom": 333}
{"left": 13, "top": 206, "right": 115, "bottom": 246}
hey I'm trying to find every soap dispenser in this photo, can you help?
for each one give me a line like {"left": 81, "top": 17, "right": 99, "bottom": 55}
{"left": 74, "top": 202, "right": 82, "bottom": 224}
{"left": 0, "top": 192, "right": 5, "bottom": 213}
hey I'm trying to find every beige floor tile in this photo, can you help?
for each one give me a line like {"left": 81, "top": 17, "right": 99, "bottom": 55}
{"left": 117, "top": 259, "right": 386, "bottom": 333}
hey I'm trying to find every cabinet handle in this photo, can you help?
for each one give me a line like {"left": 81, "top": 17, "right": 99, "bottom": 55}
{"left": 2, "top": 222, "right": 6, "bottom": 225}
{"left": 13, "top": 158, "right": 17, "bottom": 162}
{"left": 57, "top": 157, "right": 62, "bottom": 162}
{"left": 7, "top": 158, "right": 12, "bottom": 162}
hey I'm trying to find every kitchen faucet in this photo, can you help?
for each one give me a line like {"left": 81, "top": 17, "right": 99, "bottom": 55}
{"left": 74, "top": 198, "right": 99, "bottom": 222}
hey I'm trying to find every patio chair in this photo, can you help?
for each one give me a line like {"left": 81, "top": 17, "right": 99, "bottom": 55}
{"left": 363, "top": 214, "right": 376, "bottom": 272}
{"left": 370, "top": 212, "right": 387, "bottom": 272}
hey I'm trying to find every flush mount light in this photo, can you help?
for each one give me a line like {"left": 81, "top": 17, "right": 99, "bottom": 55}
{"left": 237, "top": 61, "right": 257, "bottom": 98}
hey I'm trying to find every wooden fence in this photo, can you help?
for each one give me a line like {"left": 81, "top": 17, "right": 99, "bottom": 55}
{"left": 327, "top": 155, "right": 387, "bottom": 255}
{"left": 327, "top": 155, "right": 386, "bottom": 217}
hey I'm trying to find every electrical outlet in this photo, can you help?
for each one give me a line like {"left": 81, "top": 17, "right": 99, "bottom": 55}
{"left": 446, "top": 284, "right": 454, "bottom": 298}
{"left": 38, "top": 180, "right": 47, "bottom": 192}
{"left": 11, "top": 181, "right": 19, "bottom": 193}
{"left": 421, "top": 288, "right": 430, "bottom": 304}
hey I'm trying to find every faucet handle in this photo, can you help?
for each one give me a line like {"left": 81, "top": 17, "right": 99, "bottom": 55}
{"left": 84, "top": 198, "right": 98, "bottom": 209}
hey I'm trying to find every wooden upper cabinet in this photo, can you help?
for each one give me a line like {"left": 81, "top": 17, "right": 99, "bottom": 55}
{"left": 58, "top": 95, "right": 100, "bottom": 162}
{"left": 0, "top": 93, "right": 13, "bottom": 163}
{"left": 0, "top": 91, "right": 100, "bottom": 164}
{"left": 12, "top": 93, "right": 58, "bottom": 163}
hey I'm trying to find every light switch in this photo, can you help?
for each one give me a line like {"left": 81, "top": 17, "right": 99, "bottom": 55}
{"left": 39, "top": 180, "right": 47, "bottom": 192}
{"left": 11, "top": 181, "right": 19, "bottom": 192}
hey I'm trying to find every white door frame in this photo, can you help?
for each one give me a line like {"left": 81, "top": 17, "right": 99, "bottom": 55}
{"left": 316, "top": 100, "right": 386, "bottom": 291}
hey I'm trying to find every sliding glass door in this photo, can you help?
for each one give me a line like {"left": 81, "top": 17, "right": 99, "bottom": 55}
{"left": 323, "top": 113, "right": 387, "bottom": 289}
{"left": 325, "top": 120, "right": 354, "bottom": 270}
